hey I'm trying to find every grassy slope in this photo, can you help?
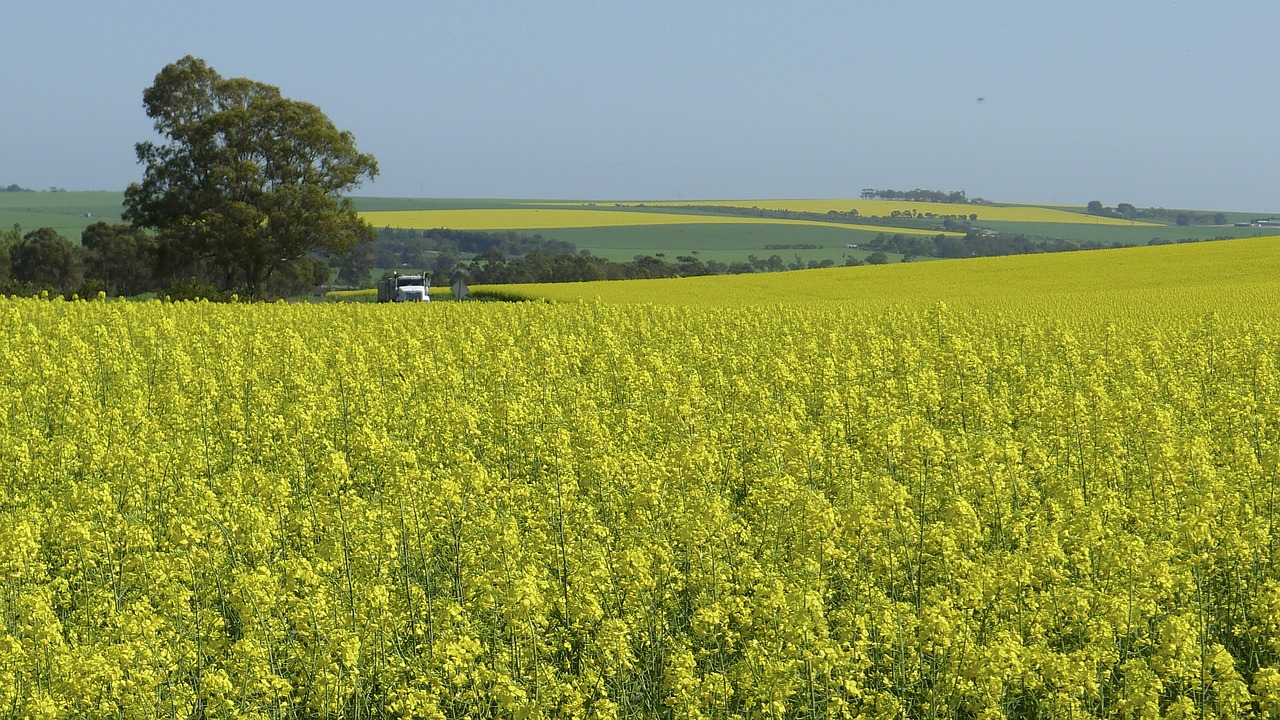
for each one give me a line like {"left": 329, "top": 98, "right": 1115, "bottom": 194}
{"left": 2, "top": 192, "right": 1273, "bottom": 266}
{"left": 969, "top": 219, "right": 1270, "bottom": 246}
{"left": 507, "top": 223, "right": 901, "bottom": 263}
{"left": 0, "top": 191, "right": 127, "bottom": 238}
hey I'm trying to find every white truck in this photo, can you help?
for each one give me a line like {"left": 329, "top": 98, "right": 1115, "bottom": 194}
{"left": 377, "top": 273, "right": 431, "bottom": 302}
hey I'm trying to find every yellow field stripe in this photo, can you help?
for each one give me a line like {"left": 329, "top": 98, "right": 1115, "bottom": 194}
{"left": 605, "top": 199, "right": 1162, "bottom": 226}
{"left": 361, "top": 209, "right": 963, "bottom": 237}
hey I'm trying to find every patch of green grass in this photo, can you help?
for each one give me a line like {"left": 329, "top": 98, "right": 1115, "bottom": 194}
{"left": 975, "top": 220, "right": 1271, "bottom": 246}
{"left": 516, "top": 223, "right": 908, "bottom": 264}
{"left": 0, "top": 191, "right": 127, "bottom": 239}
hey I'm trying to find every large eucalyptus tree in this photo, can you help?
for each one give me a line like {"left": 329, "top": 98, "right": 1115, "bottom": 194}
{"left": 124, "top": 56, "right": 378, "bottom": 298}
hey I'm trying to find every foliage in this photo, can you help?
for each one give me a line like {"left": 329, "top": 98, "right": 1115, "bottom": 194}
{"left": 439, "top": 249, "right": 854, "bottom": 286}
{"left": 8, "top": 227, "right": 82, "bottom": 291}
{"left": 80, "top": 221, "right": 159, "bottom": 296}
{"left": 332, "top": 239, "right": 375, "bottom": 287}
{"left": 263, "top": 255, "right": 331, "bottom": 298}
{"left": 123, "top": 56, "right": 378, "bottom": 298}
{"left": 373, "top": 228, "right": 577, "bottom": 275}
{"left": 864, "top": 230, "right": 1120, "bottom": 259}
{"left": 1089, "top": 201, "right": 1230, "bottom": 227}
{"left": 859, "top": 187, "right": 983, "bottom": 203}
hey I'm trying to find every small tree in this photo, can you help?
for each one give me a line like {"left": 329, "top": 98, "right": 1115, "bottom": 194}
{"left": 263, "top": 255, "right": 330, "bottom": 298}
{"left": 10, "top": 228, "right": 82, "bottom": 291}
{"left": 333, "top": 240, "right": 376, "bottom": 287}
{"left": 81, "top": 222, "right": 159, "bottom": 296}
{"left": 124, "top": 56, "right": 378, "bottom": 298}
{"left": 0, "top": 224, "right": 19, "bottom": 280}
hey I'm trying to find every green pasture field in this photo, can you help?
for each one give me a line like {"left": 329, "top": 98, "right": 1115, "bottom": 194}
{"left": 509, "top": 223, "right": 905, "bottom": 264}
{"left": 996, "top": 203, "right": 1264, "bottom": 226}
{"left": 974, "top": 219, "right": 1272, "bottom": 246}
{"left": 0, "top": 191, "right": 127, "bottom": 238}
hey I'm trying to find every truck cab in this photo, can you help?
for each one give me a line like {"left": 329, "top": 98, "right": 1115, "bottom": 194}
{"left": 395, "top": 285, "right": 428, "bottom": 302}
{"left": 377, "top": 273, "right": 431, "bottom": 302}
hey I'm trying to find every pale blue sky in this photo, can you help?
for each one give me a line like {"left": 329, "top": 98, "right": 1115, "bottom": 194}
{"left": 6, "top": 1, "right": 1278, "bottom": 211}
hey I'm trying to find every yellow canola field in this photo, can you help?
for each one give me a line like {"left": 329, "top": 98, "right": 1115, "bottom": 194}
{"left": 485, "top": 233, "right": 1280, "bottom": 313}
{"left": 640, "top": 198, "right": 1161, "bottom": 225}
{"left": 361, "top": 208, "right": 961, "bottom": 237}
{"left": 6, "top": 280, "right": 1280, "bottom": 717}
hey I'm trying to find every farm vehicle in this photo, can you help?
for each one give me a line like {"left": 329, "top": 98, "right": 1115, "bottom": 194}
{"left": 377, "top": 272, "right": 431, "bottom": 302}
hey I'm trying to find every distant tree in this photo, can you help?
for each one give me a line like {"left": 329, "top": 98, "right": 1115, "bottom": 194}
{"left": 428, "top": 253, "right": 463, "bottom": 287}
{"left": 263, "top": 256, "right": 330, "bottom": 298}
{"left": 81, "top": 221, "right": 159, "bottom": 296}
{"left": 10, "top": 228, "right": 82, "bottom": 290}
{"left": 0, "top": 224, "right": 20, "bottom": 250}
{"left": 865, "top": 252, "right": 889, "bottom": 265}
{"left": 124, "top": 55, "right": 378, "bottom": 298}
{"left": 1087, "top": 200, "right": 1105, "bottom": 214}
{"left": 1117, "top": 203, "right": 1138, "bottom": 218}
{"left": 864, "top": 188, "right": 972, "bottom": 203}
{"left": 0, "top": 225, "right": 17, "bottom": 283}
{"left": 676, "top": 255, "right": 709, "bottom": 276}
{"left": 1176, "top": 213, "right": 1192, "bottom": 226}
{"left": 333, "top": 240, "right": 376, "bottom": 287}
{"left": 0, "top": 222, "right": 17, "bottom": 281}
{"left": 1213, "top": 213, "right": 1228, "bottom": 225}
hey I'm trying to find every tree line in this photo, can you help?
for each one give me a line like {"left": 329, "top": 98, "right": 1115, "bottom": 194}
{"left": 0, "top": 222, "right": 331, "bottom": 300}
{"left": 1086, "top": 200, "right": 1228, "bottom": 226}
{"left": 435, "top": 249, "right": 849, "bottom": 285}
{"left": 373, "top": 227, "right": 576, "bottom": 270}
{"left": 863, "top": 230, "right": 1121, "bottom": 260}
{"left": 859, "top": 188, "right": 990, "bottom": 204}
{"left": 648, "top": 203, "right": 978, "bottom": 231}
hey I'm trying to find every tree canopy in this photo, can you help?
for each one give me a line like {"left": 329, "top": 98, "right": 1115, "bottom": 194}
{"left": 123, "top": 56, "right": 378, "bottom": 298}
